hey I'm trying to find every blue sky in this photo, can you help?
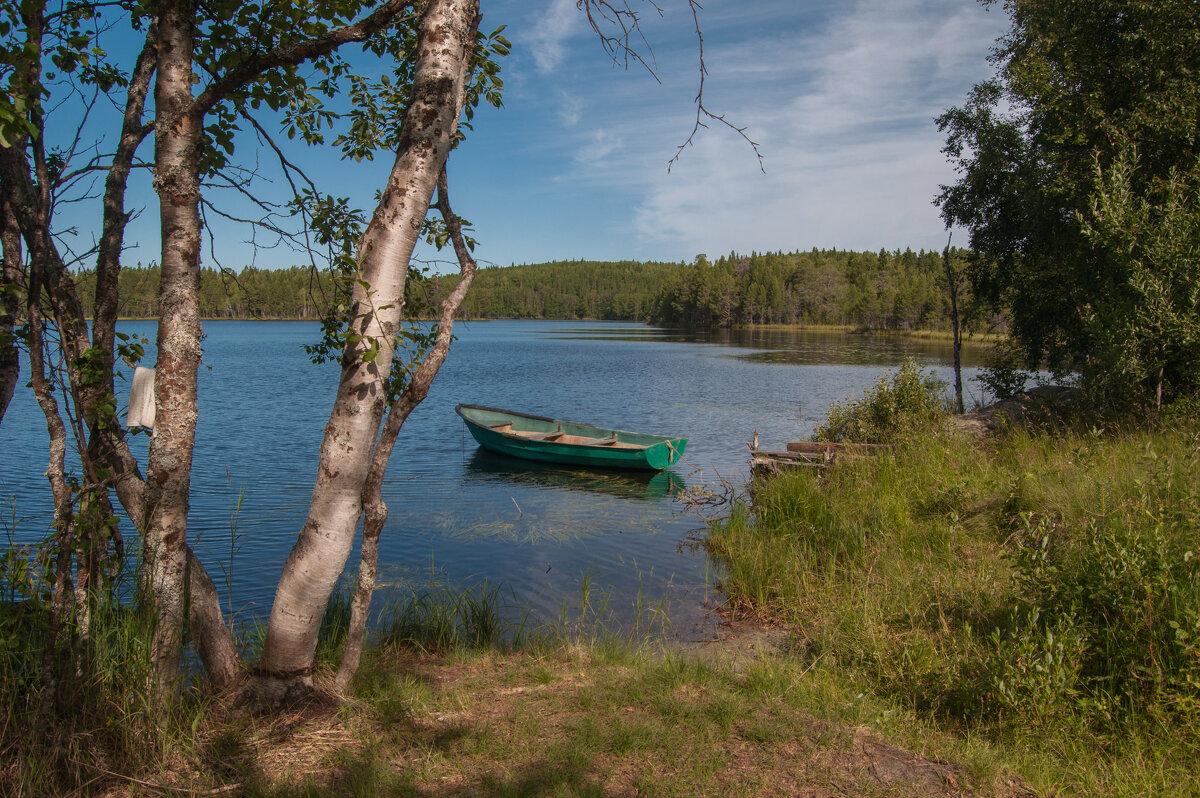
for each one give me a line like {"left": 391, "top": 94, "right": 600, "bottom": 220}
{"left": 430, "top": 0, "right": 1010, "bottom": 269}
{"left": 60, "top": 0, "right": 1010, "bottom": 273}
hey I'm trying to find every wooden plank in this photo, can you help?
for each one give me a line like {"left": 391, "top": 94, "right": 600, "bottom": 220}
{"left": 785, "top": 441, "right": 892, "bottom": 454}
{"left": 752, "top": 440, "right": 892, "bottom": 477}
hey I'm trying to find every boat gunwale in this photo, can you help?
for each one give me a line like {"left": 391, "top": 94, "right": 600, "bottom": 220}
{"left": 455, "top": 403, "right": 676, "bottom": 445}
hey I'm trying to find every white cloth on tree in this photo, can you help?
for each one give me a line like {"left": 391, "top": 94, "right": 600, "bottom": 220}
{"left": 126, "top": 366, "right": 156, "bottom": 429}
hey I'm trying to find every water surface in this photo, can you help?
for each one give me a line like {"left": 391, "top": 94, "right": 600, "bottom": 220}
{"left": 0, "top": 320, "right": 985, "bottom": 640}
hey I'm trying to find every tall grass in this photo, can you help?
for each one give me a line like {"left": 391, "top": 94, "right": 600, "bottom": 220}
{"left": 371, "top": 581, "right": 515, "bottom": 654}
{"left": 708, "top": 376, "right": 1200, "bottom": 795}
{"left": 0, "top": 564, "right": 207, "bottom": 797}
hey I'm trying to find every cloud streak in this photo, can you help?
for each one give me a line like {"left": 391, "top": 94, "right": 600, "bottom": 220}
{"left": 608, "top": 0, "right": 1010, "bottom": 257}
{"left": 522, "top": 0, "right": 584, "bottom": 74}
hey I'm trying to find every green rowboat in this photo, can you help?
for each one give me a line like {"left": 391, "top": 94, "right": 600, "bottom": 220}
{"left": 455, "top": 404, "right": 687, "bottom": 471}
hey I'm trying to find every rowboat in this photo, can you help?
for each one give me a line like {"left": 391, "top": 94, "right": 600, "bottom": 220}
{"left": 455, "top": 404, "right": 687, "bottom": 471}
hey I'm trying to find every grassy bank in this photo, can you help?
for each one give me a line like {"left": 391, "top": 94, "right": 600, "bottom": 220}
{"left": 737, "top": 322, "right": 1005, "bottom": 346}
{"left": 3, "top": 583, "right": 1012, "bottom": 797}
{"left": 710, "top": 405, "right": 1200, "bottom": 796}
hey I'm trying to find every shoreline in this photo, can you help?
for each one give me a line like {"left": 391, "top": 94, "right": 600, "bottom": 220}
{"left": 97, "top": 316, "right": 1005, "bottom": 345}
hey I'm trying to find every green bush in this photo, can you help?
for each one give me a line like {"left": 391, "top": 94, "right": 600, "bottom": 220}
{"left": 977, "top": 338, "right": 1032, "bottom": 402}
{"left": 986, "top": 606, "right": 1086, "bottom": 726}
{"left": 812, "top": 358, "right": 947, "bottom": 443}
{"left": 998, "top": 447, "right": 1200, "bottom": 722}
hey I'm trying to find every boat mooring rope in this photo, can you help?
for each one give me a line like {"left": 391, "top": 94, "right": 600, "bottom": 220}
{"left": 665, "top": 440, "right": 701, "bottom": 474}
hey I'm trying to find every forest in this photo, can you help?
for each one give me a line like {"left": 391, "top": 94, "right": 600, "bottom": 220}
{"left": 71, "top": 246, "right": 975, "bottom": 331}
{"left": 644, "top": 248, "right": 970, "bottom": 329}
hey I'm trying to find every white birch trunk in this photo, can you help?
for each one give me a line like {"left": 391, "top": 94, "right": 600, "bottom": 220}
{"left": 145, "top": 0, "right": 204, "bottom": 693}
{"left": 257, "top": 0, "right": 479, "bottom": 684}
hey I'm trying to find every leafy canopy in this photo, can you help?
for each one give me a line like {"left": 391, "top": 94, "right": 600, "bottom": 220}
{"left": 937, "top": 0, "right": 1200, "bottom": 406}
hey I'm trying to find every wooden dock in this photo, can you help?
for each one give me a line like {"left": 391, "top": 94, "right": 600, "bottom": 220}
{"left": 751, "top": 441, "right": 892, "bottom": 476}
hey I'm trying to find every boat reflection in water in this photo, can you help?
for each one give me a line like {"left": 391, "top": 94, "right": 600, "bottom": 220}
{"left": 464, "top": 448, "right": 688, "bottom": 500}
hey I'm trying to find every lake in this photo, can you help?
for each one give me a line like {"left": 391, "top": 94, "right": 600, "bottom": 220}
{"left": 0, "top": 320, "right": 988, "bottom": 641}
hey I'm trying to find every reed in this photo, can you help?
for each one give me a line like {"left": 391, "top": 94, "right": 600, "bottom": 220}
{"left": 372, "top": 581, "right": 515, "bottom": 654}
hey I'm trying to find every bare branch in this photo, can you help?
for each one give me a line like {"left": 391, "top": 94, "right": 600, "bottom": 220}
{"left": 199, "top": 195, "right": 292, "bottom": 238}
{"left": 238, "top": 104, "right": 320, "bottom": 197}
{"left": 578, "top": 1, "right": 763, "bottom": 172}
{"left": 668, "top": 0, "right": 763, "bottom": 173}
{"left": 579, "top": 0, "right": 662, "bottom": 79}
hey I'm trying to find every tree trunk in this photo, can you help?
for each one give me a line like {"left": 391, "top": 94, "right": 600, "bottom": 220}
{"left": 0, "top": 193, "right": 20, "bottom": 425}
{"left": 86, "top": 24, "right": 158, "bottom": 487}
{"left": 258, "top": 0, "right": 479, "bottom": 689}
{"left": 943, "top": 236, "right": 964, "bottom": 415}
{"left": 145, "top": 0, "right": 204, "bottom": 694}
{"left": 336, "top": 167, "right": 479, "bottom": 691}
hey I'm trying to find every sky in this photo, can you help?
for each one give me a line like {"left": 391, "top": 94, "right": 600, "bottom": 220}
{"left": 438, "top": 0, "right": 1009, "bottom": 269}
{"left": 57, "top": 0, "right": 1011, "bottom": 273}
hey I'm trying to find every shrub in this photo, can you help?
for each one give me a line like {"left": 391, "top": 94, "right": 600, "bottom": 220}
{"left": 976, "top": 338, "right": 1032, "bottom": 402}
{"left": 812, "top": 358, "right": 947, "bottom": 443}
{"left": 997, "top": 447, "right": 1200, "bottom": 723}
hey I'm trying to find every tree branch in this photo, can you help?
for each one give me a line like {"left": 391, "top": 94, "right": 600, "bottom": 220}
{"left": 668, "top": 0, "right": 763, "bottom": 173}
{"left": 189, "top": 0, "right": 416, "bottom": 119}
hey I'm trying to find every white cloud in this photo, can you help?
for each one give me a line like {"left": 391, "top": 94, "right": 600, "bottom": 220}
{"left": 523, "top": 0, "right": 583, "bottom": 74}
{"left": 557, "top": 89, "right": 583, "bottom": 127}
{"left": 618, "top": 0, "right": 1008, "bottom": 255}
{"left": 459, "top": 0, "right": 1010, "bottom": 265}
{"left": 573, "top": 128, "right": 623, "bottom": 166}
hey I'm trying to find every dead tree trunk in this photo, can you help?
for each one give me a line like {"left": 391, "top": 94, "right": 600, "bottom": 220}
{"left": 943, "top": 234, "right": 964, "bottom": 415}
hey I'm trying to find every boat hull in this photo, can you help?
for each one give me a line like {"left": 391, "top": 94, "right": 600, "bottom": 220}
{"left": 455, "top": 404, "right": 686, "bottom": 471}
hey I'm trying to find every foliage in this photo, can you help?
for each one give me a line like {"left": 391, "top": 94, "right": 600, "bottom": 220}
{"left": 710, "top": 407, "right": 1200, "bottom": 793}
{"left": 0, "top": 552, "right": 202, "bottom": 796}
{"left": 812, "top": 358, "right": 947, "bottom": 443}
{"left": 1079, "top": 146, "right": 1200, "bottom": 406}
{"left": 437, "top": 259, "right": 678, "bottom": 320}
{"left": 651, "top": 247, "right": 979, "bottom": 330}
{"left": 70, "top": 249, "right": 984, "bottom": 333}
{"left": 975, "top": 337, "right": 1033, "bottom": 401}
{"left": 999, "top": 441, "right": 1200, "bottom": 723}
{"left": 984, "top": 606, "right": 1085, "bottom": 726}
{"left": 937, "top": 0, "right": 1200, "bottom": 404}
{"left": 71, "top": 246, "right": 991, "bottom": 330}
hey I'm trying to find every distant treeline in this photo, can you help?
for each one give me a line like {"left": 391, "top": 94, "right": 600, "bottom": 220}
{"left": 646, "top": 249, "right": 970, "bottom": 329}
{"left": 72, "top": 248, "right": 974, "bottom": 330}
{"left": 436, "top": 260, "right": 675, "bottom": 320}
{"left": 72, "top": 265, "right": 337, "bottom": 319}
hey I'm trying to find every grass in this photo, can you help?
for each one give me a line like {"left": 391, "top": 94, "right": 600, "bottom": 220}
{"left": 709, "top": 414, "right": 1200, "bottom": 797}
{"left": 220, "top": 644, "right": 1000, "bottom": 797}
{"left": 0, "top": 566, "right": 1013, "bottom": 797}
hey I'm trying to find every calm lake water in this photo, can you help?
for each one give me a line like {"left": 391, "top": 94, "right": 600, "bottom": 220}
{"left": 0, "top": 320, "right": 987, "bottom": 641}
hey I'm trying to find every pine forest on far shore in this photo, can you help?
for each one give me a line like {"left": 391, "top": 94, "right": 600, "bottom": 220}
{"left": 70, "top": 247, "right": 982, "bottom": 332}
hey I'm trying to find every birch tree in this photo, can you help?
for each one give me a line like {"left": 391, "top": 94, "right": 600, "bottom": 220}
{"left": 2, "top": 0, "right": 738, "bottom": 702}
